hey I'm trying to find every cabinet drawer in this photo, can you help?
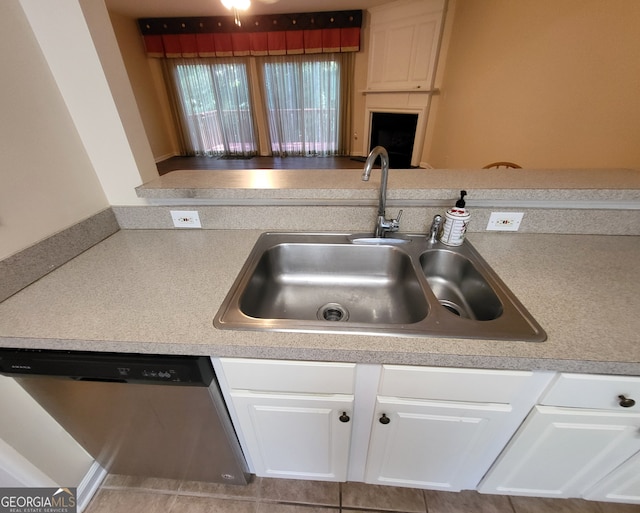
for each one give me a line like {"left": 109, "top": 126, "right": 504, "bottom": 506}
{"left": 379, "top": 365, "right": 536, "bottom": 403}
{"left": 219, "top": 358, "right": 356, "bottom": 394}
{"left": 541, "top": 373, "right": 640, "bottom": 411}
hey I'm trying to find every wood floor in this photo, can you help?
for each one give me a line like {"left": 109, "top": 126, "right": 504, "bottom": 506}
{"left": 84, "top": 475, "right": 639, "bottom": 513}
{"left": 156, "top": 156, "right": 367, "bottom": 175}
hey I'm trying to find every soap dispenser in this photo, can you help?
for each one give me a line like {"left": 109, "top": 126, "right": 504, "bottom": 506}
{"left": 440, "top": 190, "right": 470, "bottom": 246}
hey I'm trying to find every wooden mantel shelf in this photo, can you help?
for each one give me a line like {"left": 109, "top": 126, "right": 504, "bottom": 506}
{"left": 361, "top": 88, "right": 440, "bottom": 95}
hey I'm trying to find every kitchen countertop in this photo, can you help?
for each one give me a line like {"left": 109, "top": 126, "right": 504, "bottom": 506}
{"left": 136, "top": 168, "right": 640, "bottom": 203}
{"left": 0, "top": 229, "right": 638, "bottom": 375}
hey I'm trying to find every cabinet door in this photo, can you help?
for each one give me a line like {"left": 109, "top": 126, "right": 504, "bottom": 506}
{"left": 367, "top": 0, "right": 444, "bottom": 91}
{"left": 479, "top": 406, "right": 640, "bottom": 498}
{"left": 584, "top": 451, "right": 640, "bottom": 504}
{"left": 364, "top": 396, "right": 512, "bottom": 491}
{"left": 229, "top": 391, "right": 353, "bottom": 481}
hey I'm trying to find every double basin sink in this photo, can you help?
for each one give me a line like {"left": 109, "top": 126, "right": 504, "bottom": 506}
{"left": 214, "top": 232, "right": 546, "bottom": 341}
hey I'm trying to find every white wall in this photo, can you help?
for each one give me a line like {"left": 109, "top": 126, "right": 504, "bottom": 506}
{"left": 0, "top": 0, "right": 109, "bottom": 260}
{"left": 18, "top": 0, "right": 158, "bottom": 206}
{"left": 0, "top": 375, "right": 94, "bottom": 487}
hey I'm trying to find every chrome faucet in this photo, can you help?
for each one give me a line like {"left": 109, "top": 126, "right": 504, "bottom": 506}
{"left": 362, "top": 146, "right": 403, "bottom": 237}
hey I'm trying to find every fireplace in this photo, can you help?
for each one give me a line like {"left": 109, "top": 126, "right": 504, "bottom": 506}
{"left": 369, "top": 112, "right": 419, "bottom": 168}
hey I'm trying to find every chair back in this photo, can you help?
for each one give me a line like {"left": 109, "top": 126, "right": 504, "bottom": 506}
{"left": 482, "top": 161, "right": 521, "bottom": 169}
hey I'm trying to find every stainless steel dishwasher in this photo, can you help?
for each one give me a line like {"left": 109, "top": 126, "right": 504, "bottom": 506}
{"left": 0, "top": 349, "right": 249, "bottom": 485}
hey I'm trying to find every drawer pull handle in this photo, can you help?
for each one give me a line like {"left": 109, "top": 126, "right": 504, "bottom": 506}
{"left": 379, "top": 413, "right": 390, "bottom": 425}
{"left": 618, "top": 395, "right": 636, "bottom": 408}
{"left": 339, "top": 412, "right": 350, "bottom": 423}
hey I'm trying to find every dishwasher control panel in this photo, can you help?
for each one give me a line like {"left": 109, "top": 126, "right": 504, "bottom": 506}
{"left": 0, "top": 349, "right": 214, "bottom": 386}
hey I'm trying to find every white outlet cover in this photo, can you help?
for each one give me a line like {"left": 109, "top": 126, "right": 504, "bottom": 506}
{"left": 170, "top": 210, "right": 201, "bottom": 228}
{"left": 486, "top": 212, "right": 524, "bottom": 231}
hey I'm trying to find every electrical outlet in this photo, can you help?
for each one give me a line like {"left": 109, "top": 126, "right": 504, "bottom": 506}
{"left": 170, "top": 210, "right": 201, "bottom": 228}
{"left": 486, "top": 212, "right": 524, "bottom": 231}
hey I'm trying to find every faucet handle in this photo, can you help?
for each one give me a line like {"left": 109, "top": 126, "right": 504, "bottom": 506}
{"left": 375, "top": 210, "right": 403, "bottom": 237}
{"left": 390, "top": 209, "right": 403, "bottom": 231}
{"left": 429, "top": 214, "right": 443, "bottom": 243}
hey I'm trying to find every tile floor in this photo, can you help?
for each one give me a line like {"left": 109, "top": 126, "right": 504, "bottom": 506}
{"left": 84, "top": 475, "right": 640, "bottom": 513}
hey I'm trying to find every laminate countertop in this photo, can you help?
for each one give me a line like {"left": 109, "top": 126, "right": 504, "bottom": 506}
{"left": 135, "top": 168, "right": 640, "bottom": 203}
{"left": 0, "top": 230, "right": 638, "bottom": 375}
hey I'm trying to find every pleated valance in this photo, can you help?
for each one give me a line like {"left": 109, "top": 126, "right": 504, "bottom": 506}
{"left": 138, "top": 10, "right": 362, "bottom": 58}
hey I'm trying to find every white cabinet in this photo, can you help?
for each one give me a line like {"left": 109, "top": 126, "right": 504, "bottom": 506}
{"left": 216, "top": 359, "right": 553, "bottom": 488}
{"left": 229, "top": 391, "right": 353, "bottom": 481}
{"left": 585, "top": 451, "right": 640, "bottom": 504}
{"left": 216, "top": 358, "right": 640, "bottom": 503}
{"left": 366, "top": 0, "right": 445, "bottom": 91}
{"left": 479, "top": 373, "right": 640, "bottom": 500}
{"left": 364, "top": 365, "right": 554, "bottom": 491}
{"left": 215, "top": 358, "right": 356, "bottom": 481}
{"left": 365, "top": 396, "right": 512, "bottom": 490}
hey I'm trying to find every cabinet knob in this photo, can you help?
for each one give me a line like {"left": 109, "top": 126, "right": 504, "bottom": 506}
{"left": 618, "top": 395, "right": 636, "bottom": 408}
{"left": 379, "top": 413, "right": 390, "bottom": 425}
{"left": 339, "top": 412, "right": 350, "bottom": 423}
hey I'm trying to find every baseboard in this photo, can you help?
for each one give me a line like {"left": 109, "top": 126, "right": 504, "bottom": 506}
{"left": 77, "top": 461, "right": 107, "bottom": 513}
{"left": 155, "top": 152, "right": 179, "bottom": 163}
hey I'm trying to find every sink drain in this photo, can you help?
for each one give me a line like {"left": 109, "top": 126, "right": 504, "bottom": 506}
{"left": 317, "top": 303, "right": 350, "bottom": 322}
{"left": 439, "top": 300, "right": 463, "bottom": 317}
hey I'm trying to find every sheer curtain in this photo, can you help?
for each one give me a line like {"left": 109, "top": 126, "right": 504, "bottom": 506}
{"left": 259, "top": 53, "right": 352, "bottom": 157}
{"left": 166, "top": 58, "right": 258, "bottom": 157}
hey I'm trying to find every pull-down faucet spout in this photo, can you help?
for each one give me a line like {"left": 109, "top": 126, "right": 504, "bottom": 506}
{"left": 362, "top": 146, "right": 403, "bottom": 237}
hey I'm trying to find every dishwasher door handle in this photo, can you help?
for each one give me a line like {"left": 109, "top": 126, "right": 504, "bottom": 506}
{"left": 72, "top": 377, "right": 127, "bottom": 383}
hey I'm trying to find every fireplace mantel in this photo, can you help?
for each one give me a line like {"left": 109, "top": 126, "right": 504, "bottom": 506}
{"left": 362, "top": 0, "right": 446, "bottom": 167}
{"left": 361, "top": 88, "right": 440, "bottom": 95}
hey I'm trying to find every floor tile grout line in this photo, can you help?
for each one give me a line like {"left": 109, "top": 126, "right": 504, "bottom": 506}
{"left": 94, "top": 477, "right": 639, "bottom": 513}
{"left": 98, "top": 483, "right": 264, "bottom": 503}
{"left": 261, "top": 500, "right": 341, "bottom": 510}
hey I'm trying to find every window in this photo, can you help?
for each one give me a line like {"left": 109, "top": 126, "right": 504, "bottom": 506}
{"left": 166, "top": 54, "right": 351, "bottom": 158}
{"left": 169, "top": 58, "right": 257, "bottom": 157}
{"left": 261, "top": 54, "right": 342, "bottom": 156}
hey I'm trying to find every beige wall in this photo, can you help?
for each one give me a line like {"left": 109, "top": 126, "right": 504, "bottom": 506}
{"left": 351, "top": 12, "right": 373, "bottom": 157}
{"left": 109, "top": 11, "right": 179, "bottom": 161}
{"left": 0, "top": 0, "right": 109, "bottom": 260}
{"left": 425, "top": 0, "right": 640, "bottom": 169}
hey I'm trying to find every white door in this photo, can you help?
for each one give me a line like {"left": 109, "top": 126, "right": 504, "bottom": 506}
{"left": 479, "top": 405, "right": 640, "bottom": 498}
{"left": 230, "top": 391, "right": 354, "bottom": 481}
{"left": 584, "top": 450, "right": 640, "bottom": 504}
{"left": 365, "top": 396, "right": 512, "bottom": 491}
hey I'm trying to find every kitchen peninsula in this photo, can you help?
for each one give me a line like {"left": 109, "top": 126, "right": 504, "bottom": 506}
{"left": 2, "top": 167, "right": 640, "bottom": 506}
{"left": 1, "top": 166, "right": 639, "bottom": 374}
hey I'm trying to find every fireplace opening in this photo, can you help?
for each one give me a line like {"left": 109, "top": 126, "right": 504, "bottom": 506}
{"left": 370, "top": 112, "right": 419, "bottom": 168}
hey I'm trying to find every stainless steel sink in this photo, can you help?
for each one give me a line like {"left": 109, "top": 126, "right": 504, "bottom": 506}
{"left": 214, "top": 233, "right": 546, "bottom": 341}
{"left": 239, "top": 243, "right": 428, "bottom": 324}
{"left": 420, "top": 249, "right": 503, "bottom": 321}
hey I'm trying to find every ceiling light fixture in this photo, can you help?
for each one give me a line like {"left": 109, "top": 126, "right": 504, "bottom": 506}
{"left": 221, "top": 0, "right": 251, "bottom": 27}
